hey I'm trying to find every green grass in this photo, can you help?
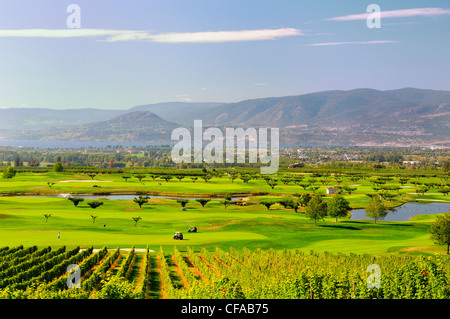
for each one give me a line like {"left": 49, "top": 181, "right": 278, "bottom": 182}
{"left": 0, "top": 194, "right": 443, "bottom": 256}
{"left": 0, "top": 171, "right": 448, "bottom": 256}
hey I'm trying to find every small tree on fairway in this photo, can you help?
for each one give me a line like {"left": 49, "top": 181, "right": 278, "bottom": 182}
{"left": 365, "top": 196, "right": 388, "bottom": 224}
{"left": 261, "top": 201, "right": 275, "bottom": 210}
{"left": 177, "top": 199, "right": 189, "bottom": 208}
{"left": 438, "top": 187, "right": 450, "bottom": 196}
{"left": 162, "top": 175, "right": 173, "bottom": 182}
{"left": 415, "top": 187, "right": 429, "bottom": 195}
{"left": 267, "top": 180, "right": 278, "bottom": 189}
{"left": 44, "top": 214, "right": 52, "bottom": 223}
{"left": 240, "top": 175, "right": 252, "bottom": 184}
{"left": 298, "top": 182, "right": 310, "bottom": 190}
{"left": 310, "top": 186, "right": 320, "bottom": 193}
{"left": 327, "top": 194, "right": 351, "bottom": 222}
{"left": 122, "top": 175, "right": 131, "bottom": 182}
{"left": 134, "top": 195, "right": 149, "bottom": 208}
{"left": 2, "top": 166, "right": 16, "bottom": 179}
{"left": 134, "top": 174, "right": 146, "bottom": 184}
{"left": 202, "top": 175, "right": 212, "bottom": 183}
{"left": 132, "top": 216, "right": 142, "bottom": 227}
{"left": 87, "top": 200, "right": 104, "bottom": 209}
{"left": 86, "top": 173, "right": 97, "bottom": 180}
{"left": 305, "top": 194, "right": 327, "bottom": 226}
{"left": 430, "top": 212, "right": 450, "bottom": 254}
{"left": 91, "top": 215, "right": 98, "bottom": 223}
{"left": 190, "top": 177, "right": 198, "bottom": 183}
{"left": 364, "top": 193, "right": 377, "bottom": 199}
{"left": 278, "top": 199, "right": 294, "bottom": 209}
{"left": 47, "top": 182, "right": 56, "bottom": 189}
{"left": 222, "top": 200, "right": 231, "bottom": 209}
{"left": 68, "top": 197, "right": 84, "bottom": 207}
{"left": 196, "top": 198, "right": 211, "bottom": 207}
{"left": 342, "top": 186, "right": 357, "bottom": 195}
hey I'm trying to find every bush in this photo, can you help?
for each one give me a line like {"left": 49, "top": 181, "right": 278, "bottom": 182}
{"left": 91, "top": 275, "right": 139, "bottom": 299}
{"left": 2, "top": 166, "right": 16, "bottom": 179}
{"left": 53, "top": 162, "right": 64, "bottom": 172}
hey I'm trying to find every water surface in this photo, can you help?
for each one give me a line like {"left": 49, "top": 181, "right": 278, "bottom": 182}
{"left": 350, "top": 202, "right": 450, "bottom": 222}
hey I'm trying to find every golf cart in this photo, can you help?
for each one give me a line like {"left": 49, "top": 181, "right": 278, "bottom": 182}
{"left": 173, "top": 232, "right": 183, "bottom": 240}
{"left": 188, "top": 226, "right": 197, "bottom": 233}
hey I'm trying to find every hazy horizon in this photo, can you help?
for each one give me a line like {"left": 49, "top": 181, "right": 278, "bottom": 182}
{"left": 0, "top": 86, "right": 447, "bottom": 111}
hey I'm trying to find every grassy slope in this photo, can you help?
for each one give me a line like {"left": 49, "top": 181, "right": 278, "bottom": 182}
{"left": 0, "top": 171, "right": 448, "bottom": 256}
{"left": 0, "top": 193, "right": 443, "bottom": 256}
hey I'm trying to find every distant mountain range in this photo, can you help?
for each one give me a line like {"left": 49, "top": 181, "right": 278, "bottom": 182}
{"left": 1, "top": 88, "right": 449, "bottom": 147}
{"left": 9, "top": 111, "right": 179, "bottom": 143}
{"left": 0, "top": 102, "right": 222, "bottom": 130}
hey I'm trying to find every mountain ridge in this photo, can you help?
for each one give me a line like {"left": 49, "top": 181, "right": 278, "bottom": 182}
{"left": 1, "top": 88, "right": 449, "bottom": 146}
{"left": 10, "top": 111, "right": 179, "bottom": 142}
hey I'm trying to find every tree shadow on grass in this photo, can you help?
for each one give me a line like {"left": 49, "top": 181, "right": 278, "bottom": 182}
{"left": 344, "top": 220, "right": 414, "bottom": 227}
{"left": 383, "top": 223, "right": 414, "bottom": 227}
{"left": 319, "top": 225, "right": 361, "bottom": 230}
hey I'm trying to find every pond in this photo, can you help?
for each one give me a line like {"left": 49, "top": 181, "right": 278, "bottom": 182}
{"left": 350, "top": 202, "right": 450, "bottom": 222}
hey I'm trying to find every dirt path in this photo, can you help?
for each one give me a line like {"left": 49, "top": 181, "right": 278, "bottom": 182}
{"left": 198, "top": 254, "right": 221, "bottom": 277}
{"left": 171, "top": 254, "right": 189, "bottom": 290}
{"left": 213, "top": 255, "right": 231, "bottom": 271}
{"left": 184, "top": 255, "right": 207, "bottom": 283}
{"left": 82, "top": 248, "right": 155, "bottom": 253}
{"left": 156, "top": 254, "right": 168, "bottom": 299}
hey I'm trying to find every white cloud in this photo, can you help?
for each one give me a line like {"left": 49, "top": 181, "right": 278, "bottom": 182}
{"left": 327, "top": 7, "right": 450, "bottom": 21}
{"left": 111, "top": 28, "right": 302, "bottom": 43}
{"left": 305, "top": 40, "right": 399, "bottom": 47}
{"left": 0, "top": 28, "right": 302, "bottom": 43}
{"left": 176, "top": 94, "right": 192, "bottom": 102}
{"left": 0, "top": 29, "right": 143, "bottom": 39}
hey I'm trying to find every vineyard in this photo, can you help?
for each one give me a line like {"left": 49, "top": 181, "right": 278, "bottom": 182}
{"left": 0, "top": 245, "right": 449, "bottom": 299}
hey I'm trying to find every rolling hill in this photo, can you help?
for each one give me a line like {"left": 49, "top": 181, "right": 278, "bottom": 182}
{"left": 0, "top": 108, "right": 127, "bottom": 130}
{"left": 194, "top": 88, "right": 450, "bottom": 129}
{"left": 129, "top": 102, "right": 223, "bottom": 126}
{"left": 10, "top": 111, "right": 179, "bottom": 143}
{"left": 188, "top": 88, "right": 450, "bottom": 146}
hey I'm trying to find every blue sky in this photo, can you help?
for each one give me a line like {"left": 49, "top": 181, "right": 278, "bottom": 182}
{"left": 0, "top": 0, "right": 449, "bottom": 109}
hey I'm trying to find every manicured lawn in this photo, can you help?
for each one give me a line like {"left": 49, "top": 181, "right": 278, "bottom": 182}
{"left": 0, "top": 171, "right": 448, "bottom": 255}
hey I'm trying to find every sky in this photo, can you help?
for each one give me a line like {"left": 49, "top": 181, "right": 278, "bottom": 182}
{"left": 0, "top": 0, "right": 449, "bottom": 110}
